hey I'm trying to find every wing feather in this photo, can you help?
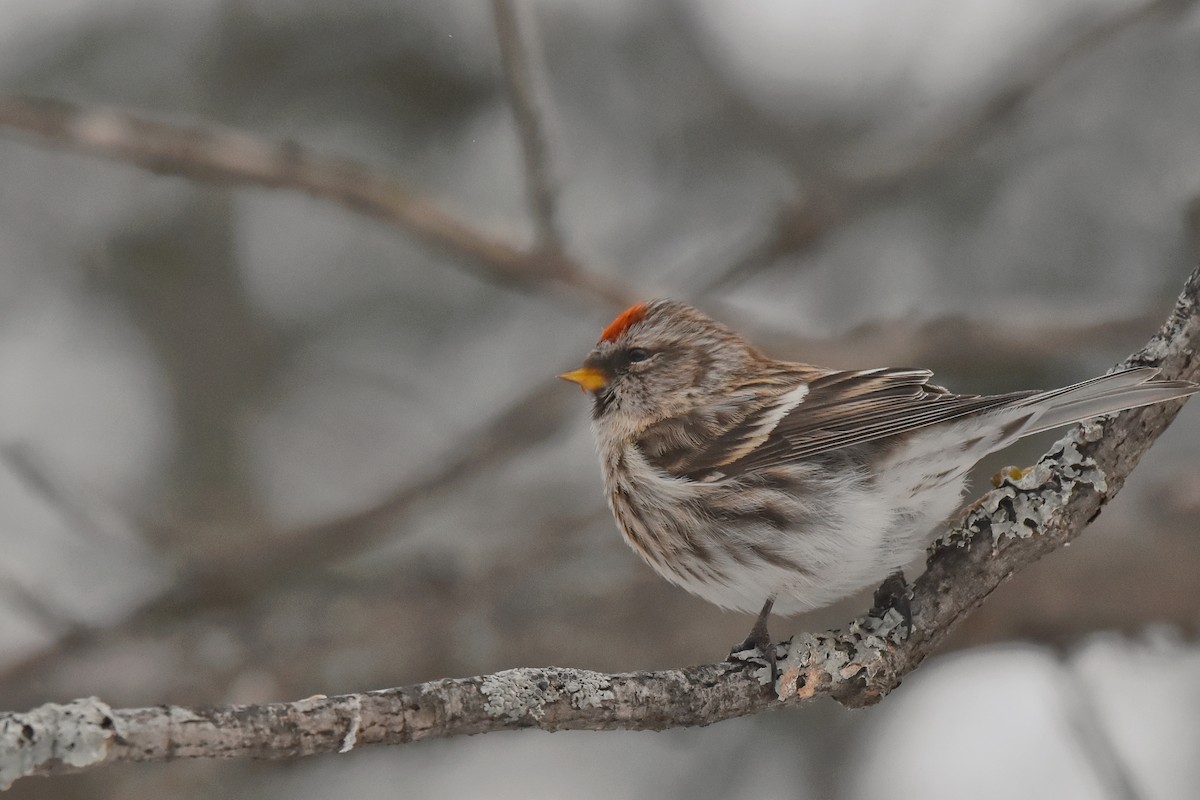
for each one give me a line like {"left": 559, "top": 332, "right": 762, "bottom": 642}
{"left": 638, "top": 367, "right": 1036, "bottom": 480}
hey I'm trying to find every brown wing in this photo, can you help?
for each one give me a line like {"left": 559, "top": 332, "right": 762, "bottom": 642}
{"left": 635, "top": 398, "right": 778, "bottom": 479}
{"left": 639, "top": 367, "right": 1037, "bottom": 481}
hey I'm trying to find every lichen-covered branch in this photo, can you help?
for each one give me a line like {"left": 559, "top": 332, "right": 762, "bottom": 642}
{"left": 0, "top": 666, "right": 771, "bottom": 790}
{"left": 0, "top": 96, "right": 637, "bottom": 308}
{"left": 1, "top": 265, "right": 1197, "bottom": 788}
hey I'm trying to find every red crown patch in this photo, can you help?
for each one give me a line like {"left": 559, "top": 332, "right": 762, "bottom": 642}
{"left": 599, "top": 302, "right": 649, "bottom": 343}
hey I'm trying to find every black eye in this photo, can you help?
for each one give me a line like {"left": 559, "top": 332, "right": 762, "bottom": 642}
{"left": 627, "top": 348, "right": 649, "bottom": 363}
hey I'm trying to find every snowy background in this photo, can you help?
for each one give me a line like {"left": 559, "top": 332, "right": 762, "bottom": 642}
{"left": 1, "top": 0, "right": 1199, "bottom": 797}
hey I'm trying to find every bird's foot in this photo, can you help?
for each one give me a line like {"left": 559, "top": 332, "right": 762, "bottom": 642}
{"left": 728, "top": 628, "right": 772, "bottom": 661}
{"left": 871, "top": 569, "right": 913, "bottom": 638}
{"left": 728, "top": 632, "right": 779, "bottom": 687}
{"left": 728, "top": 599, "right": 779, "bottom": 686}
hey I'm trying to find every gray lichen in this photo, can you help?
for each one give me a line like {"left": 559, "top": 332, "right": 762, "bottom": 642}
{"left": 0, "top": 697, "right": 119, "bottom": 789}
{"left": 768, "top": 605, "right": 906, "bottom": 697}
{"left": 947, "top": 421, "right": 1109, "bottom": 548}
{"left": 338, "top": 695, "right": 361, "bottom": 753}
{"left": 480, "top": 668, "right": 614, "bottom": 723}
{"left": 481, "top": 669, "right": 556, "bottom": 722}
{"left": 561, "top": 671, "right": 615, "bottom": 710}
{"left": 846, "top": 608, "right": 907, "bottom": 666}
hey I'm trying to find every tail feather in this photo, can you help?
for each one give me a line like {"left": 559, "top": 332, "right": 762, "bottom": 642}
{"left": 1025, "top": 366, "right": 1160, "bottom": 404}
{"left": 1019, "top": 367, "right": 1198, "bottom": 436}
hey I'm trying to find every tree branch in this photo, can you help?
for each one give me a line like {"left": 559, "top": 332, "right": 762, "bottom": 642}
{"left": 492, "top": 0, "right": 567, "bottom": 256}
{"left": 0, "top": 96, "right": 638, "bottom": 308}
{"left": 1, "top": 264, "right": 1197, "bottom": 788}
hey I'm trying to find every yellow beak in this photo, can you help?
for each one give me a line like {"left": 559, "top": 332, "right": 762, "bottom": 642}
{"left": 558, "top": 366, "right": 608, "bottom": 393}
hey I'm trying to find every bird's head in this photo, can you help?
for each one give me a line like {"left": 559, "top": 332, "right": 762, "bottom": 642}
{"left": 559, "top": 300, "right": 758, "bottom": 432}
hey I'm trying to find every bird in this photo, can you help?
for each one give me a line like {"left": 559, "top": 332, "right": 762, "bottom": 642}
{"left": 559, "top": 299, "right": 1197, "bottom": 667}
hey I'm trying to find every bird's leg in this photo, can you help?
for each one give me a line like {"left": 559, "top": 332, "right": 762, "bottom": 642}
{"left": 729, "top": 597, "right": 777, "bottom": 681}
{"left": 871, "top": 570, "right": 912, "bottom": 637}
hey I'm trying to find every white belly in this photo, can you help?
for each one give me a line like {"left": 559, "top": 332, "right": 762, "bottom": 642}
{"left": 601, "top": 441, "right": 969, "bottom": 616}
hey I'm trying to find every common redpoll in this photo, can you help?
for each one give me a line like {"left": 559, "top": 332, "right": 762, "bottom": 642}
{"left": 560, "top": 300, "right": 1197, "bottom": 659}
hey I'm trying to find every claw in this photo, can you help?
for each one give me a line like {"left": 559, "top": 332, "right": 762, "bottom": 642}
{"left": 727, "top": 598, "right": 779, "bottom": 687}
{"left": 871, "top": 570, "right": 912, "bottom": 638}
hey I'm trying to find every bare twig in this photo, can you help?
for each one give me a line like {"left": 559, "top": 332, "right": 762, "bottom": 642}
{"left": 492, "top": 0, "right": 567, "bottom": 255}
{"left": 2, "top": 265, "right": 1196, "bottom": 789}
{"left": 0, "top": 97, "right": 637, "bottom": 308}
{"left": 699, "top": 0, "right": 1196, "bottom": 294}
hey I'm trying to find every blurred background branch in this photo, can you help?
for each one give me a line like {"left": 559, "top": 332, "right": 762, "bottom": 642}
{"left": 0, "top": 96, "right": 638, "bottom": 308}
{"left": 0, "top": 0, "right": 1198, "bottom": 797}
{"left": 696, "top": 0, "right": 1198, "bottom": 294}
{"left": 492, "top": 0, "right": 568, "bottom": 258}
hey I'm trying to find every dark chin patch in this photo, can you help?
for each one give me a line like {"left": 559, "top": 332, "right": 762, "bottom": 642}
{"left": 592, "top": 388, "right": 616, "bottom": 418}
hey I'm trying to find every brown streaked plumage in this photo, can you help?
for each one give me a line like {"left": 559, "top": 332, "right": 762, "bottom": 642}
{"left": 560, "top": 299, "right": 1199, "bottom": 664}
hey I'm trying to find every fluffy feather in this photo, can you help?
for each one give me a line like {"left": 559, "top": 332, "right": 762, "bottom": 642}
{"left": 565, "top": 300, "right": 1198, "bottom": 617}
